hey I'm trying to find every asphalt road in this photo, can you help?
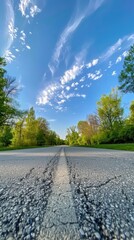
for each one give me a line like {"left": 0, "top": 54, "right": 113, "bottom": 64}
{"left": 0, "top": 146, "right": 134, "bottom": 240}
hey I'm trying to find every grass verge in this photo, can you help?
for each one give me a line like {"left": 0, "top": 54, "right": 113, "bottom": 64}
{"left": 0, "top": 145, "right": 50, "bottom": 151}
{"left": 89, "top": 143, "right": 134, "bottom": 151}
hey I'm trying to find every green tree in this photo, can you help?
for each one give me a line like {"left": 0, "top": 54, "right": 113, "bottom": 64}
{"left": 66, "top": 126, "right": 79, "bottom": 145}
{"left": 36, "top": 117, "right": 49, "bottom": 146}
{"left": 77, "top": 121, "right": 91, "bottom": 145}
{"left": 23, "top": 107, "right": 37, "bottom": 146}
{"left": 97, "top": 89, "right": 123, "bottom": 132}
{"left": 0, "top": 126, "right": 12, "bottom": 147}
{"left": 119, "top": 44, "right": 134, "bottom": 93}
{"left": 129, "top": 100, "right": 134, "bottom": 123}
{"left": 0, "top": 57, "right": 21, "bottom": 126}
{"left": 11, "top": 113, "right": 27, "bottom": 146}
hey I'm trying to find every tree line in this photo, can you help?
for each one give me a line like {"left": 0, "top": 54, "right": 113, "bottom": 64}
{"left": 0, "top": 57, "right": 63, "bottom": 147}
{"left": 66, "top": 44, "right": 134, "bottom": 145}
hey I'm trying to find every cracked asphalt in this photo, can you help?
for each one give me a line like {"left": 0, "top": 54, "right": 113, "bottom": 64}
{"left": 0, "top": 146, "right": 134, "bottom": 240}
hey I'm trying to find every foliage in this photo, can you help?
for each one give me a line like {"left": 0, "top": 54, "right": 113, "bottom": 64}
{"left": 97, "top": 89, "right": 123, "bottom": 132}
{"left": 66, "top": 89, "right": 134, "bottom": 146}
{"left": 66, "top": 126, "right": 79, "bottom": 145}
{"left": 0, "top": 58, "right": 22, "bottom": 126}
{"left": 118, "top": 44, "right": 134, "bottom": 93}
{"left": 11, "top": 108, "right": 62, "bottom": 147}
{"left": 0, "top": 126, "right": 12, "bottom": 147}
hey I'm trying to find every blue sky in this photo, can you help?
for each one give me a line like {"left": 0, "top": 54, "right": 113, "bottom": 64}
{"left": 0, "top": 0, "right": 134, "bottom": 138}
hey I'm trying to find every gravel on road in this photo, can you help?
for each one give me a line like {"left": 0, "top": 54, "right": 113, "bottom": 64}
{"left": 0, "top": 146, "right": 134, "bottom": 240}
{"left": 65, "top": 147, "right": 134, "bottom": 240}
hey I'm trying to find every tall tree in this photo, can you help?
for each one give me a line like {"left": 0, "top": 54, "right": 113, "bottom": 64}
{"left": 97, "top": 89, "right": 123, "bottom": 131}
{"left": 66, "top": 126, "right": 79, "bottom": 145}
{"left": 77, "top": 121, "right": 91, "bottom": 145}
{"left": 23, "top": 107, "right": 37, "bottom": 146}
{"left": 11, "top": 112, "right": 27, "bottom": 146}
{"left": 119, "top": 44, "right": 134, "bottom": 93}
{"left": 129, "top": 100, "right": 134, "bottom": 123}
{"left": 0, "top": 57, "right": 21, "bottom": 126}
{"left": 36, "top": 117, "right": 49, "bottom": 146}
{"left": 0, "top": 126, "right": 12, "bottom": 147}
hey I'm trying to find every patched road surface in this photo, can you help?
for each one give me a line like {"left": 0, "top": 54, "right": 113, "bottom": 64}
{"left": 0, "top": 146, "right": 134, "bottom": 239}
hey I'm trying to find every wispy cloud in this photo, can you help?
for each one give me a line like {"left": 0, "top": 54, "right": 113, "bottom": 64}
{"left": 26, "top": 45, "right": 31, "bottom": 50}
{"left": 86, "top": 58, "right": 99, "bottom": 68}
{"left": 30, "top": 5, "right": 41, "bottom": 17}
{"left": 112, "top": 70, "right": 116, "bottom": 76}
{"left": 8, "top": 18, "right": 18, "bottom": 42}
{"left": 19, "top": 0, "right": 41, "bottom": 18}
{"left": 101, "top": 33, "right": 134, "bottom": 61}
{"left": 15, "top": 48, "right": 20, "bottom": 52}
{"left": 60, "top": 64, "right": 83, "bottom": 85}
{"left": 48, "top": 119, "right": 56, "bottom": 122}
{"left": 50, "top": 0, "right": 105, "bottom": 70}
{"left": 4, "top": 50, "right": 15, "bottom": 63}
{"left": 102, "top": 38, "right": 123, "bottom": 60}
{"left": 122, "top": 50, "right": 128, "bottom": 57}
{"left": 36, "top": 83, "right": 60, "bottom": 105}
{"left": 116, "top": 56, "right": 122, "bottom": 64}
{"left": 2, "top": 0, "right": 15, "bottom": 55}
{"left": 88, "top": 70, "right": 103, "bottom": 80}
{"left": 20, "top": 30, "right": 26, "bottom": 44}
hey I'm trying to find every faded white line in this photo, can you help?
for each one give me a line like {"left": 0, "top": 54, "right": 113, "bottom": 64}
{"left": 38, "top": 149, "right": 80, "bottom": 240}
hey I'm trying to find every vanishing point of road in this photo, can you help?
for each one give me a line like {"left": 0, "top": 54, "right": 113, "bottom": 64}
{"left": 0, "top": 146, "right": 134, "bottom": 240}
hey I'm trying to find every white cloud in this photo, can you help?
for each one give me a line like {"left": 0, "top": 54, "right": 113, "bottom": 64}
{"left": 102, "top": 38, "right": 123, "bottom": 60}
{"left": 116, "top": 56, "right": 122, "bottom": 64}
{"left": 51, "top": 0, "right": 105, "bottom": 66}
{"left": 2, "top": 0, "right": 15, "bottom": 55}
{"left": 48, "top": 64, "right": 55, "bottom": 76}
{"left": 122, "top": 50, "right": 128, "bottom": 57}
{"left": 26, "top": 45, "right": 31, "bottom": 50}
{"left": 95, "top": 70, "right": 101, "bottom": 75}
{"left": 20, "top": 30, "right": 26, "bottom": 44}
{"left": 86, "top": 62, "right": 92, "bottom": 68}
{"left": 127, "top": 34, "right": 134, "bottom": 42}
{"left": 66, "top": 86, "right": 70, "bottom": 91}
{"left": 30, "top": 5, "right": 41, "bottom": 17}
{"left": 108, "top": 61, "right": 112, "bottom": 68}
{"left": 81, "top": 85, "right": 84, "bottom": 88}
{"left": 15, "top": 49, "right": 20, "bottom": 52}
{"left": 112, "top": 71, "right": 116, "bottom": 76}
{"left": 8, "top": 18, "right": 18, "bottom": 41}
{"left": 86, "top": 83, "right": 92, "bottom": 88}
{"left": 57, "top": 99, "right": 66, "bottom": 105}
{"left": 19, "top": 0, "right": 41, "bottom": 18}
{"left": 37, "top": 83, "right": 60, "bottom": 105}
{"left": 76, "top": 93, "right": 86, "bottom": 98}
{"left": 92, "top": 58, "right": 99, "bottom": 66}
{"left": 79, "top": 76, "right": 85, "bottom": 82}
{"left": 101, "top": 34, "right": 134, "bottom": 61}
{"left": 86, "top": 58, "right": 99, "bottom": 68}
{"left": 88, "top": 71, "right": 103, "bottom": 80}
{"left": 19, "top": 0, "right": 30, "bottom": 16}
{"left": 48, "top": 119, "right": 56, "bottom": 122}
{"left": 71, "top": 82, "right": 79, "bottom": 87}
{"left": 4, "top": 50, "right": 15, "bottom": 63}
{"left": 60, "top": 64, "right": 83, "bottom": 85}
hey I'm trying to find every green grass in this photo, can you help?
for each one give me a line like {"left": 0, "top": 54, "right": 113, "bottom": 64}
{"left": 0, "top": 145, "right": 50, "bottom": 151}
{"left": 89, "top": 143, "right": 134, "bottom": 151}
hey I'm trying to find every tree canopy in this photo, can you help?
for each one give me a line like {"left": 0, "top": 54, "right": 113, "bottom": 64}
{"left": 119, "top": 44, "right": 134, "bottom": 93}
{"left": 0, "top": 57, "right": 21, "bottom": 126}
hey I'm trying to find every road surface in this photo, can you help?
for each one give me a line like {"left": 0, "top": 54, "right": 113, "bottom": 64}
{"left": 0, "top": 146, "right": 134, "bottom": 240}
